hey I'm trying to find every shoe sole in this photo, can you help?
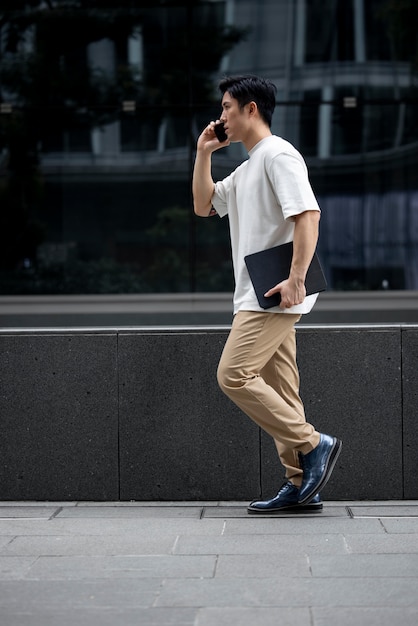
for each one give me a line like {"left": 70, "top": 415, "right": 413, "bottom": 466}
{"left": 298, "top": 438, "right": 342, "bottom": 505}
{"left": 247, "top": 502, "right": 323, "bottom": 514}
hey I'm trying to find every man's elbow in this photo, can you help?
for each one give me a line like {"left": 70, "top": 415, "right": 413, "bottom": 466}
{"left": 295, "top": 209, "right": 321, "bottom": 226}
{"left": 194, "top": 202, "right": 212, "bottom": 217}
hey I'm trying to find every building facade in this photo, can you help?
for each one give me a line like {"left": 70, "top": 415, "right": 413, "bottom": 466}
{"left": 1, "top": 0, "right": 417, "bottom": 307}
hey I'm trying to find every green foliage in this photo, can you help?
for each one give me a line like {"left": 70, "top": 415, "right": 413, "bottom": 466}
{"left": 0, "top": 1, "right": 247, "bottom": 290}
{"left": 0, "top": 204, "right": 233, "bottom": 294}
{"left": 0, "top": 257, "right": 145, "bottom": 295}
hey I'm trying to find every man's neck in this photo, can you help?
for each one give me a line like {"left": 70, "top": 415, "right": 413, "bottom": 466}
{"left": 243, "top": 128, "right": 272, "bottom": 152}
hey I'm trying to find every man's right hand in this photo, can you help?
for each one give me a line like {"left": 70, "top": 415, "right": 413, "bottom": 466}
{"left": 193, "top": 121, "right": 229, "bottom": 217}
{"left": 197, "top": 120, "right": 230, "bottom": 153}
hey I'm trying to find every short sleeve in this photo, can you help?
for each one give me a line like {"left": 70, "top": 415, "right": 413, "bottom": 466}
{"left": 267, "top": 152, "right": 321, "bottom": 220}
{"left": 211, "top": 172, "right": 235, "bottom": 218}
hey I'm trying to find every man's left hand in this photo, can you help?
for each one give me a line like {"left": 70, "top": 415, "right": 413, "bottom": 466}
{"left": 264, "top": 279, "right": 306, "bottom": 309}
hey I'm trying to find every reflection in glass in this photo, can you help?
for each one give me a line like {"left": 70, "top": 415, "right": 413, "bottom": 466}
{"left": 0, "top": 0, "right": 417, "bottom": 297}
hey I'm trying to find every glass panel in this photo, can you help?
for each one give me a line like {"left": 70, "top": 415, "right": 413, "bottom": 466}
{"left": 363, "top": 88, "right": 399, "bottom": 152}
{"left": 299, "top": 91, "right": 320, "bottom": 157}
{"left": 364, "top": 0, "right": 392, "bottom": 61}
{"left": 331, "top": 89, "right": 363, "bottom": 155}
{"left": 0, "top": 1, "right": 236, "bottom": 295}
{"left": 1, "top": 0, "right": 418, "bottom": 302}
{"left": 305, "top": 0, "right": 354, "bottom": 63}
{"left": 402, "top": 97, "right": 418, "bottom": 146}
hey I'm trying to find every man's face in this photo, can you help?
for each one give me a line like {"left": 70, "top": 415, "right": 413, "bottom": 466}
{"left": 220, "top": 91, "right": 248, "bottom": 143}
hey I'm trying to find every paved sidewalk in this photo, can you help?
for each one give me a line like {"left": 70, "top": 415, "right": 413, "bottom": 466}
{"left": 0, "top": 500, "right": 418, "bottom": 626}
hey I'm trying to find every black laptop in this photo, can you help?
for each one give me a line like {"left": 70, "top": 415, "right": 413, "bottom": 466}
{"left": 244, "top": 241, "right": 327, "bottom": 309}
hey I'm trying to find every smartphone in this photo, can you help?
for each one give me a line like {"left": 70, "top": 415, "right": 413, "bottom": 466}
{"left": 214, "top": 122, "right": 228, "bottom": 143}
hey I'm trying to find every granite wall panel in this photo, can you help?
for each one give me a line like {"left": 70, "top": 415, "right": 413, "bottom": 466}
{"left": 0, "top": 325, "right": 414, "bottom": 501}
{"left": 118, "top": 331, "right": 260, "bottom": 501}
{"left": 0, "top": 333, "right": 119, "bottom": 500}
{"left": 401, "top": 328, "right": 418, "bottom": 499}
{"left": 261, "top": 327, "right": 403, "bottom": 500}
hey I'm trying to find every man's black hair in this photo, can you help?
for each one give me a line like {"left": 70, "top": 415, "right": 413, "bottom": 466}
{"left": 219, "top": 75, "right": 277, "bottom": 127}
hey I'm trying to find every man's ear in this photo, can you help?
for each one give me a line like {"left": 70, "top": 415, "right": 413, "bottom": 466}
{"left": 246, "top": 101, "right": 258, "bottom": 117}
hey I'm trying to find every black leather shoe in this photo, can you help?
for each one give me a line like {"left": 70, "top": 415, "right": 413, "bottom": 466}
{"left": 247, "top": 481, "right": 323, "bottom": 513}
{"left": 298, "top": 433, "right": 342, "bottom": 505}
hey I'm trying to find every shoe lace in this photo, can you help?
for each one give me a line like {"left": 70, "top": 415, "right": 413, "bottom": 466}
{"left": 277, "top": 481, "right": 296, "bottom": 496}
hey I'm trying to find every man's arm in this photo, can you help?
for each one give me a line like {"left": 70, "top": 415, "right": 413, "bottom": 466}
{"left": 264, "top": 210, "right": 320, "bottom": 308}
{"left": 192, "top": 122, "right": 229, "bottom": 217}
{"left": 192, "top": 149, "right": 216, "bottom": 217}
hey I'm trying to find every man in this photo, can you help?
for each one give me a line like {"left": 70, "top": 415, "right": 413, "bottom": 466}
{"left": 192, "top": 75, "right": 341, "bottom": 513}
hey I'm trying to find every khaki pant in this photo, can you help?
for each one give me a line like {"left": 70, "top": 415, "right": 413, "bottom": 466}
{"left": 217, "top": 311, "right": 320, "bottom": 487}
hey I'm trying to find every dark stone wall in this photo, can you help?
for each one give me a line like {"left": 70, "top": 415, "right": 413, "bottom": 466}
{"left": 261, "top": 327, "right": 403, "bottom": 500}
{"left": 0, "top": 333, "right": 119, "bottom": 500}
{"left": 0, "top": 325, "right": 415, "bottom": 501}
{"left": 402, "top": 328, "right": 418, "bottom": 499}
{"left": 118, "top": 331, "right": 259, "bottom": 501}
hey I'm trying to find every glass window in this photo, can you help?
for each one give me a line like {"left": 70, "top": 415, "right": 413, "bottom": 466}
{"left": 305, "top": 0, "right": 354, "bottom": 63}
{"left": 1, "top": 0, "right": 418, "bottom": 304}
{"left": 364, "top": 0, "right": 392, "bottom": 61}
{"left": 0, "top": 1, "right": 236, "bottom": 295}
{"left": 299, "top": 91, "right": 320, "bottom": 157}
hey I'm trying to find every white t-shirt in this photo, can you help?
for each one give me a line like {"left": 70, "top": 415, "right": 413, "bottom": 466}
{"left": 211, "top": 135, "right": 321, "bottom": 315}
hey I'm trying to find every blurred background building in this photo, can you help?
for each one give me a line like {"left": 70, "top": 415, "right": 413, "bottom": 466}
{"left": 1, "top": 0, "right": 417, "bottom": 326}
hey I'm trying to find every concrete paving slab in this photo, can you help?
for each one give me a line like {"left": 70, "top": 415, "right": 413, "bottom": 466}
{"left": 0, "top": 507, "right": 59, "bottom": 519}
{"left": 0, "top": 534, "right": 178, "bottom": 557}
{"left": 26, "top": 555, "right": 216, "bottom": 580}
{"left": 345, "top": 533, "right": 418, "bottom": 554}
{"left": 217, "top": 501, "right": 254, "bottom": 507}
{"left": 195, "top": 607, "right": 312, "bottom": 626}
{"left": 380, "top": 518, "right": 418, "bottom": 533}
{"left": 0, "top": 579, "right": 162, "bottom": 611}
{"left": 155, "top": 576, "right": 418, "bottom": 608}
{"left": 75, "top": 501, "right": 218, "bottom": 507}
{"left": 310, "top": 553, "right": 418, "bottom": 577}
{"left": 0, "top": 608, "right": 197, "bottom": 626}
{"left": 221, "top": 517, "right": 384, "bottom": 535}
{"left": 0, "top": 536, "right": 14, "bottom": 549}
{"left": 349, "top": 505, "right": 418, "bottom": 517}
{"left": 174, "top": 534, "right": 348, "bottom": 556}
{"left": 203, "top": 505, "right": 348, "bottom": 518}
{"left": 0, "top": 517, "right": 225, "bottom": 537}
{"left": 1, "top": 501, "right": 418, "bottom": 626}
{"left": 0, "top": 557, "right": 38, "bottom": 580}
{"left": 312, "top": 607, "right": 418, "bottom": 626}
{"left": 56, "top": 506, "right": 202, "bottom": 518}
{"left": 214, "top": 553, "right": 311, "bottom": 578}
{"left": 326, "top": 500, "right": 418, "bottom": 507}
{"left": 0, "top": 502, "right": 77, "bottom": 507}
